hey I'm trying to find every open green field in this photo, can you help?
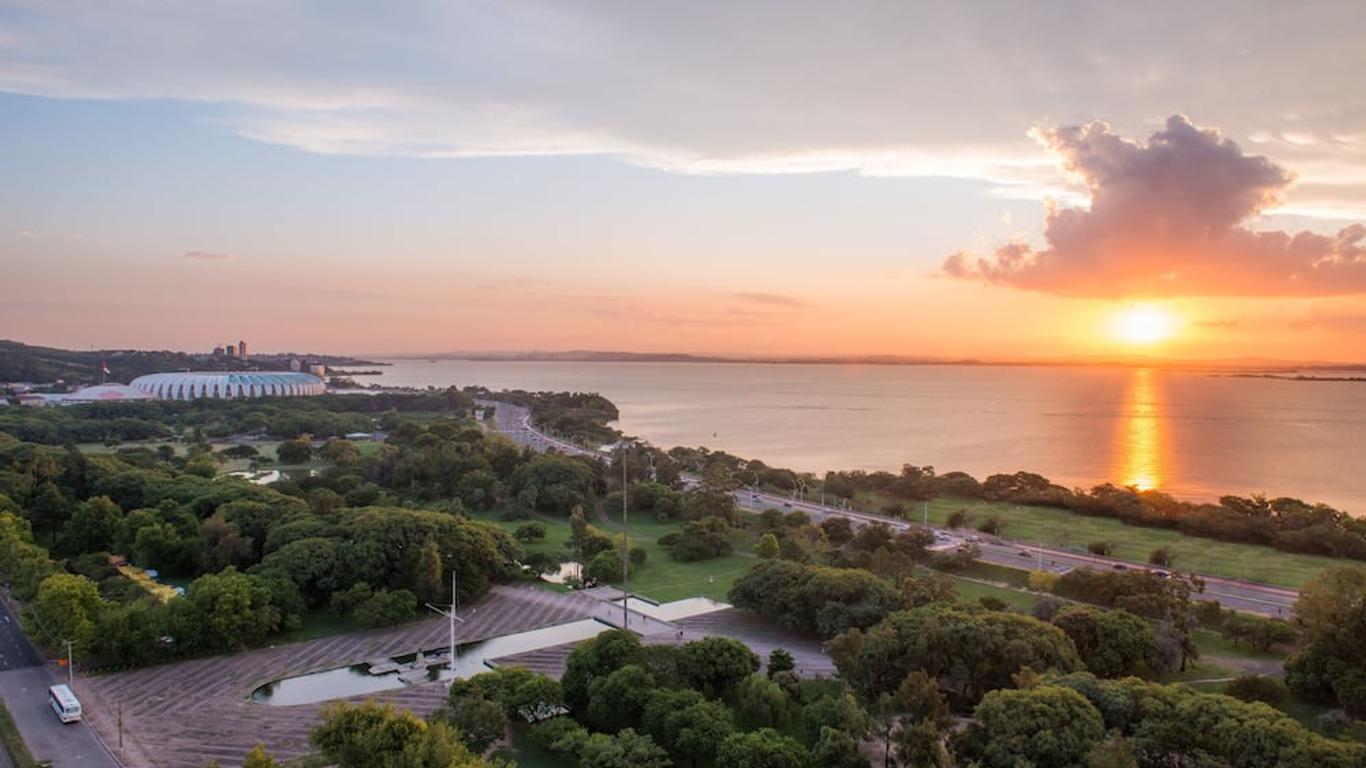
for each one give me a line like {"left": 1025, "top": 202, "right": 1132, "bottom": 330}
{"left": 948, "top": 576, "right": 1038, "bottom": 612}
{"left": 856, "top": 492, "right": 1348, "bottom": 588}
{"left": 466, "top": 507, "right": 760, "bottom": 603}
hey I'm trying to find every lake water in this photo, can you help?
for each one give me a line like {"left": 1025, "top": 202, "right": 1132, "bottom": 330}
{"left": 374, "top": 360, "right": 1366, "bottom": 513}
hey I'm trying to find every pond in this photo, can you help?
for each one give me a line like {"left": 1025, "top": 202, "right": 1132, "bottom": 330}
{"left": 250, "top": 617, "right": 611, "bottom": 706}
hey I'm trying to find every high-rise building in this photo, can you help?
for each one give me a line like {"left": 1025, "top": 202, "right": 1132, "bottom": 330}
{"left": 224, "top": 345, "right": 236, "bottom": 358}
{"left": 238, "top": 340, "right": 248, "bottom": 361}
{"left": 212, "top": 346, "right": 225, "bottom": 357}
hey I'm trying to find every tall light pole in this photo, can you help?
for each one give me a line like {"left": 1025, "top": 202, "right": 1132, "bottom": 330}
{"left": 621, "top": 441, "right": 631, "bottom": 629}
{"left": 425, "top": 569, "right": 464, "bottom": 682}
{"left": 65, "top": 639, "right": 73, "bottom": 686}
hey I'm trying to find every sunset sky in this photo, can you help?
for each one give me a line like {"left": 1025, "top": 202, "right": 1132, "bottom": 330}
{"left": 3, "top": 1, "right": 1365, "bottom": 361}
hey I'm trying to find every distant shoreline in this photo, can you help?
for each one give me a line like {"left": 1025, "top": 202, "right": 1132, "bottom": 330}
{"left": 382, "top": 351, "right": 1366, "bottom": 374}
{"left": 1221, "top": 373, "right": 1366, "bottom": 383}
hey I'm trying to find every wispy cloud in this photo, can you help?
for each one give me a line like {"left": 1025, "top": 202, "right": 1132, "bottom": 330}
{"left": 181, "top": 250, "right": 235, "bottom": 263}
{"left": 733, "top": 292, "right": 813, "bottom": 309}
{"left": 1, "top": 2, "right": 1364, "bottom": 216}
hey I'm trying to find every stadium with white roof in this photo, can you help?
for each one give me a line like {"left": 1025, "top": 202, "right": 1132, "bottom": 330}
{"left": 129, "top": 371, "right": 325, "bottom": 400}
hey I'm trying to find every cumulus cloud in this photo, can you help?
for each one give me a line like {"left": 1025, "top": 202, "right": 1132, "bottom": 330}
{"left": 942, "top": 116, "right": 1366, "bottom": 297}
{"left": 181, "top": 250, "right": 235, "bottom": 262}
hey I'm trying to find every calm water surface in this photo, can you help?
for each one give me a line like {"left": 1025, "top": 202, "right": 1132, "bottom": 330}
{"left": 376, "top": 360, "right": 1366, "bottom": 513}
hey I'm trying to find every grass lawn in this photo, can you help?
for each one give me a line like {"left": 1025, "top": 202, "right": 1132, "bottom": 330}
{"left": 855, "top": 492, "right": 1346, "bottom": 588}
{"left": 1192, "top": 629, "right": 1286, "bottom": 663}
{"left": 277, "top": 610, "right": 368, "bottom": 644}
{"left": 949, "top": 576, "right": 1039, "bottom": 612}
{"left": 467, "top": 507, "right": 758, "bottom": 603}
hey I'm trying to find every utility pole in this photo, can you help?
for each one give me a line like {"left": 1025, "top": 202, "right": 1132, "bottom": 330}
{"left": 622, "top": 443, "right": 630, "bottom": 629}
{"left": 449, "top": 570, "right": 457, "bottom": 672}
{"left": 66, "top": 639, "right": 73, "bottom": 686}
{"left": 923, "top": 500, "right": 929, "bottom": 527}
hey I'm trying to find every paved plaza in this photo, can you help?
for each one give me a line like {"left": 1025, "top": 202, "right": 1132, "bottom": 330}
{"left": 78, "top": 585, "right": 603, "bottom": 767}
{"left": 75, "top": 584, "right": 833, "bottom": 767}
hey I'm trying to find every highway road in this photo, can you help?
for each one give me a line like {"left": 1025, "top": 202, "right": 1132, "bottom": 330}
{"left": 480, "top": 400, "right": 1297, "bottom": 616}
{"left": 0, "top": 597, "right": 120, "bottom": 768}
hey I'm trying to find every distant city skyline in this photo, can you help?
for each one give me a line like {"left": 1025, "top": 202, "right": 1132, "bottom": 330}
{"left": 3, "top": 2, "right": 1366, "bottom": 361}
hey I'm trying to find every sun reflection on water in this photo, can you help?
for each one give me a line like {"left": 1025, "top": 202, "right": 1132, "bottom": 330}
{"left": 1118, "top": 368, "right": 1164, "bottom": 491}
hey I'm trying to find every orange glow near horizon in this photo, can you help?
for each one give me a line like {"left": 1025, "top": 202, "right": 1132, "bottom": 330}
{"left": 1113, "top": 305, "right": 1177, "bottom": 345}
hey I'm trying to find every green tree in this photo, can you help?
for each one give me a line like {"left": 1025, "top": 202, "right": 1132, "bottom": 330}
{"left": 199, "top": 510, "right": 252, "bottom": 573}
{"left": 439, "top": 692, "right": 506, "bottom": 751}
{"left": 587, "top": 664, "right": 655, "bottom": 733}
{"left": 753, "top": 533, "right": 780, "bottom": 559}
{"left": 735, "top": 672, "right": 791, "bottom": 729}
{"left": 812, "top": 727, "right": 869, "bottom": 768}
{"left": 172, "top": 567, "right": 282, "bottom": 652}
{"left": 310, "top": 701, "right": 489, "bottom": 768}
{"left": 34, "top": 572, "right": 101, "bottom": 650}
{"left": 1285, "top": 564, "right": 1366, "bottom": 717}
{"left": 962, "top": 685, "right": 1105, "bottom": 768}
{"left": 801, "top": 692, "right": 870, "bottom": 744}
{"left": 241, "top": 744, "right": 280, "bottom": 768}
{"left": 1052, "top": 606, "right": 1157, "bottom": 678}
{"left": 28, "top": 481, "right": 70, "bottom": 542}
{"left": 716, "top": 728, "right": 812, "bottom": 768}
{"left": 275, "top": 437, "right": 312, "bottom": 464}
{"left": 412, "top": 537, "right": 444, "bottom": 605}
{"left": 835, "top": 604, "right": 1081, "bottom": 706}
{"left": 1084, "top": 733, "right": 1138, "bottom": 768}
{"left": 57, "top": 496, "right": 121, "bottom": 555}
{"left": 767, "top": 648, "right": 795, "bottom": 678}
{"left": 899, "top": 571, "right": 957, "bottom": 608}
{"left": 562, "top": 629, "right": 642, "bottom": 712}
{"left": 682, "top": 636, "right": 760, "bottom": 699}
{"left": 319, "top": 438, "right": 361, "bottom": 468}
{"left": 351, "top": 588, "right": 417, "bottom": 629}
{"left": 893, "top": 719, "right": 950, "bottom": 768}
{"left": 578, "top": 729, "right": 670, "bottom": 768}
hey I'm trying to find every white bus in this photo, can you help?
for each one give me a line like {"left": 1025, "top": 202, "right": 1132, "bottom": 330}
{"left": 48, "top": 684, "right": 81, "bottom": 723}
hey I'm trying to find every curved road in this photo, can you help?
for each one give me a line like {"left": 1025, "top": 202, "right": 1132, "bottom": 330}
{"left": 480, "top": 400, "right": 1297, "bottom": 616}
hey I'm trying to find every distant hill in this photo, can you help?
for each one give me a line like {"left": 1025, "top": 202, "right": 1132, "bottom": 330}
{"left": 407, "top": 349, "right": 1364, "bottom": 371}
{"left": 0, "top": 340, "right": 380, "bottom": 385}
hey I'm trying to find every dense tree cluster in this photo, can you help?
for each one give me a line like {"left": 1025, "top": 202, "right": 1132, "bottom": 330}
{"left": 729, "top": 560, "right": 902, "bottom": 638}
{"left": 0, "top": 393, "right": 561, "bottom": 668}
{"left": 0, "top": 388, "right": 475, "bottom": 445}
{"left": 830, "top": 603, "right": 1082, "bottom": 707}
{"left": 671, "top": 446, "right": 1366, "bottom": 561}
{"left": 1285, "top": 565, "right": 1366, "bottom": 717}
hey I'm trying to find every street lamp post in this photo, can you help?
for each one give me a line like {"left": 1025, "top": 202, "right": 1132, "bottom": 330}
{"left": 621, "top": 442, "right": 631, "bottom": 629}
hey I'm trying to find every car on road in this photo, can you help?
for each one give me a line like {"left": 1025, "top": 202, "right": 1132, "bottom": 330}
{"left": 1017, "top": 550, "right": 1031, "bottom": 557}
{"left": 1113, "top": 563, "right": 1128, "bottom": 570}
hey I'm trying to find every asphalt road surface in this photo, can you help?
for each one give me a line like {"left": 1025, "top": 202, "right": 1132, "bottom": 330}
{"left": 480, "top": 400, "right": 1297, "bottom": 616}
{"left": 0, "top": 598, "right": 120, "bottom": 768}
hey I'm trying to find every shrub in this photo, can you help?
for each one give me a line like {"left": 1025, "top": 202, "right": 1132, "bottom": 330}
{"left": 1225, "top": 675, "right": 1288, "bottom": 706}
{"left": 514, "top": 522, "right": 547, "bottom": 542}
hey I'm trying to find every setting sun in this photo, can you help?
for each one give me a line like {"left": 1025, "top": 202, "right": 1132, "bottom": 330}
{"left": 1114, "top": 305, "right": 1176, "bottom": 345}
